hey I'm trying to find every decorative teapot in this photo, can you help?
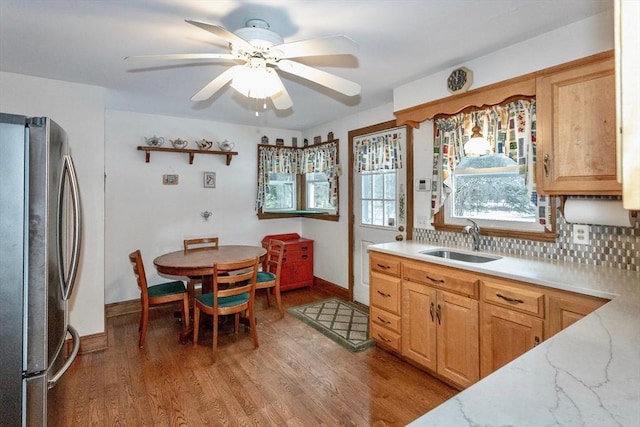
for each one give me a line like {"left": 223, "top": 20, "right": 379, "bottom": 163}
{"left": 195, "top": 139, "right": 213, "bottom": 150}
{"left": 217, "top": 139, "right": 235, "bottom": 152}
{"left": 145, "top": 135, "right": 164, "bottom": 147}
{"left": 170, "top": 138, "right": 188, "bottom": 149}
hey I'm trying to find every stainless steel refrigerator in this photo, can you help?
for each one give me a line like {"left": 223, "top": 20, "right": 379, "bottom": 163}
{"left": 0, "top": 113, "right": 82, "bottom": 426}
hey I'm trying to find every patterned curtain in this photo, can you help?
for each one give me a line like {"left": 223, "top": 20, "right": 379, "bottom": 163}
{"left": 256, "top": 142, "right": 339, "bottom": 210}
{"left": 354, "top": 130, "right": 403, "bottom": 172}
{"left": 429, "top": 99, "right": 551, "bottom": 230}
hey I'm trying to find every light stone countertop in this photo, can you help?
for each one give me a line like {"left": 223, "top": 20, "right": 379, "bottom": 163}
{"left": 367, "top": 241, "right": 640, "bottom": 427}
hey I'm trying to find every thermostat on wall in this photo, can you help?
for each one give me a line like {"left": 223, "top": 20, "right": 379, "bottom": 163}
{"left": 415, "top": 178, "right": 430, "bottom": 192}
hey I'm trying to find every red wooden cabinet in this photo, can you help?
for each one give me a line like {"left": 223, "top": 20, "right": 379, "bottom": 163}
{"left": 261, "top": 233, "right": 314, "bottom": 291}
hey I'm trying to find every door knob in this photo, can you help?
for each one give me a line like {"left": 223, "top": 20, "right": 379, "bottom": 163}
{"left": 395, "top": 234, "right": 404, "bottom": 241}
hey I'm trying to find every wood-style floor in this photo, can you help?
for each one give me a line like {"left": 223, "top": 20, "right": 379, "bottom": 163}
{"left": 49, "top": 287, "right": 457, "bottom": 426}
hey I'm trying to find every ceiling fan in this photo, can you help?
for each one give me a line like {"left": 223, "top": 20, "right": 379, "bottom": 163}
{"left": 125, "top": 19, "right": 361, "bottom": 110}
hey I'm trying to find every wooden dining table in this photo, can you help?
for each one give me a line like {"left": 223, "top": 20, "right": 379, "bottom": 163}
{"left": 153, "top": 245, "right": 267, "bottom": 341}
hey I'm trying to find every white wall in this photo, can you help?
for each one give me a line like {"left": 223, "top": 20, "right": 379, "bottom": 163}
{"left": 0, "top": 71, "right": 106, "bottom": 337}
{"left": 104, "top": 110, "right": 302, "bottom": 303}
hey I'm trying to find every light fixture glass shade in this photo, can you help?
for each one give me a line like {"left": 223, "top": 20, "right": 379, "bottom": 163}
{"left": 464, "top": 125, "right": 490, "bottom": 156}
{"left": 230, "top": 67, "right": 282, "bottom": 100}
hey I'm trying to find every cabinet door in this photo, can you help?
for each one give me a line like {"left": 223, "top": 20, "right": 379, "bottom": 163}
{"left": 536, "top": 53, "right": 620, "bottom": 195}
{"left": 437, "top": 291, "right": 479, "bottom": 388}
{"left": 401, "top": 281, "right": 437, "bottom": 372}
{"left": 547, "top": 292, "right": 607, "bottom": 337}
{"left": 480, "top": 303, "right": 543, "bottom": 378}
{"left": 370, "top": 272, "right": 401, "bottom": 315}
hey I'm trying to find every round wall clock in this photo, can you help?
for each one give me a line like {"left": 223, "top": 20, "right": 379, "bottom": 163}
{"left": 447, "top": 66, "right": 473, "bottom": 94}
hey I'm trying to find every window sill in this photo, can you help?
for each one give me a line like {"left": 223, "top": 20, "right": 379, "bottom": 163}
{"left": 432, "top": 222, "right": 557, "bottom": 243}
{"left": 258, "top": 211, "right": 339, "bottom": 222}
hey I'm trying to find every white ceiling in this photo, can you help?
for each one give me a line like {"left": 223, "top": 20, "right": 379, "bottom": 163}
{"left": 0, "top": 0, "right": 612, "bottom": 131}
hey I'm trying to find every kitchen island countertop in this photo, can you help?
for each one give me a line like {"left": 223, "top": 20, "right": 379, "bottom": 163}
{"left": 367, "top": 241, "right": 639, "bottom": 427}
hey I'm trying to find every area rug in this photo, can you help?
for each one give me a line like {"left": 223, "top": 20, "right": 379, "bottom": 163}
{"left": 287, "top": 298, "right": 375, "bottom": 352}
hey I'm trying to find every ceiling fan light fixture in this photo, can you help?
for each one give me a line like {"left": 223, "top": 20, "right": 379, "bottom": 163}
{"left": 233, "top": 19, "right": 283, "bottom": 49}
{"left": 230, "top": 66, "right": 282, "bottom": 100}
{"left": 464, "top": 125, "right": 491, "bottom": 156}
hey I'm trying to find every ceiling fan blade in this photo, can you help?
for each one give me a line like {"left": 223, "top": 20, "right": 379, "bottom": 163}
{"left": 276, "top": 60, "right": 361, "bottom": 96}
{"left": 270, "top": 73, "right": 293, "bottom": 110}
{"left": 125, "top": 53, "right": 238, "bottom": 61}
{"left": 273, "top": 35, "right": 358, "bottom": 59}
{"left": 185, "top": 19, "right": 254, "bottom": 52}
{"left": 191, "top": 65, "right": 241, "bottom": 101}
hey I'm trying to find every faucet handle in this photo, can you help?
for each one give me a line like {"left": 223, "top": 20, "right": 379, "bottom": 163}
{"left": 467, "top": 219, "right": 480, "bottom": 230}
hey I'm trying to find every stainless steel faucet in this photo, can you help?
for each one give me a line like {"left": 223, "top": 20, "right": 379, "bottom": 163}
{"left": 462, "top": 219, "right": 481, "bottom": 251}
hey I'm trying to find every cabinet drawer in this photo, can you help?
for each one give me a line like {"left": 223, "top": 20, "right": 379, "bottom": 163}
{"left": 370, "top": 272, "right": 401, "bottom": 314}
{"left": 370, "top": 253, "right": 401, "bottom": 277}
{"left": 370, "top": 307, "right": 401, "bottom": 334}
{"left": 403, "top": 261, "right": 479, "bottom": 298}
{"left": 482, "top": 280, "right": 545, "bottom": 317}
{"left": 371, "top": 323, "right": 401, "bottom": 352}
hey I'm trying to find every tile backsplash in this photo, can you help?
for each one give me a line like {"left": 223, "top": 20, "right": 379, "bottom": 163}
{"left": 414, "top": 215, "right": 639, "bottom": 272}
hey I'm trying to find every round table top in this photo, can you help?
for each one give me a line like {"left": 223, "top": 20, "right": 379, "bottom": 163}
{"left": 153, "top": 245, "right": 266, "bottom": 277}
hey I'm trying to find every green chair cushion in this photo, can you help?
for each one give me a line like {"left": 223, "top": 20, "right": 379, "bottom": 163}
{"left": 257, "top": 271, "right": 276, "bottom": 283}
{"left": 148, "top": 280, "right": 186, "bottom": 298}
{"left": 196, "top": 292, "right": 249, "bottom": 308}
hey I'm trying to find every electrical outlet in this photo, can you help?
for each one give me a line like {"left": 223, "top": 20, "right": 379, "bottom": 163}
{"left": 572, "top": 224, "right": 590, "bottom": 245}
{"left": 417, "top": 215, "right": 429, "bottom": 227}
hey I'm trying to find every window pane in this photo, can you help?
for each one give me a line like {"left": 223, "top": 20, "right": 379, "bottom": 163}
{"left": 361, "top": 200, "right": 372, "bottom": 224}
{"left": 307, "top": 181, "right": 331, "bottom": 209}
{"left": 372, "top": 174, "right": 384, "bottom": 199}
{"left": 265, "top": 172, "right": 295, "bottom": 211}
{"left": 362, "top": 174, "right": 372, "bottom": 199}
{"left": 372, "top": 200, "right": 384, "bottom": 226}
{"left": 384, "top": 201, "right": 396, "bottom": 227}
{"left": 452, "top": 155, "right": 536, "bottom": 222}
{"left": 384, "top": 173, "right": 396, "bottom": 199}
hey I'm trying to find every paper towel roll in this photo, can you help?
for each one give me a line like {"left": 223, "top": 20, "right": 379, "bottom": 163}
{"left": 563, "top": 198, "right": 636, "bottom": 227}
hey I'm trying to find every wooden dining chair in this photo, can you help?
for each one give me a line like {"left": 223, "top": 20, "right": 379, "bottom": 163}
{"left": 183, "top": 236, "right": 219, "bottom": 300}
{"left": 256, "top": 239, "right": 285, "bottom": 318}
{"left": 128, "top": 250, "right": 190, "bottom": 348}
{"left": 193, "top": 256, "right": 260, "bottom": 362}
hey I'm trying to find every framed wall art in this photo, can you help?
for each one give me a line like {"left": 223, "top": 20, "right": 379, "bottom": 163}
{"left": 203, "top": 171, "right": 216, "bottom": 188}
{"left": 162, "top": 174, "right": 179, "bottom": 185}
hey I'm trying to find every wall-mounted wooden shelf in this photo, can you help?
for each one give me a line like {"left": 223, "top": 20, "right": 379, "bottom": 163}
{"left": 137, "top": 146, "right": 238, "bottom": 165}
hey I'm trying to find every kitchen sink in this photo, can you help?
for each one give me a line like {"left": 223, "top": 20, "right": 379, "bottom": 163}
{"left": 420, "top": 249, "right": 502, "bottom": 263}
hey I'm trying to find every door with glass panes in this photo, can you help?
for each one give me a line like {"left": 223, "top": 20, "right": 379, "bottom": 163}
{"left": 353, "top": 127, "right": 407, "bottom": 305}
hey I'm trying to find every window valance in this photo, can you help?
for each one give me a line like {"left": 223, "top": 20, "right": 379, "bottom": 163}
{"left": 354, "top": 130, "right": 403, "bottom": 172}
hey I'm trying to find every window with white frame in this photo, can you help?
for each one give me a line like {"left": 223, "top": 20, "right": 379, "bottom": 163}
{"left": 361, "top": 169, "right": 397, "bottom": 227}
{"left": 305, "top": 172, "right": 334, "bottom": 211}
{"left": 264, "top": 172, "right": 297, "bottom": 212}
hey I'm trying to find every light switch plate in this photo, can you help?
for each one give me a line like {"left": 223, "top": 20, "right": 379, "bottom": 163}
{"left": 572, "top": 224, "right": 590, "bottom": 245}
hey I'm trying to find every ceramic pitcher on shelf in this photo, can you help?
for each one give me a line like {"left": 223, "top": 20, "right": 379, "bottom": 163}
{"left": 145, "top": 135, "right": 164, "bottom": 147}
{"left": 217, "top": 139, "right": 235, "bottom": 151}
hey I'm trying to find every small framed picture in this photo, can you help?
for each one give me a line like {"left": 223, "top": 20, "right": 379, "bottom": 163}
{"left": 163, "top": 174, "right": 179, "bottom": 185}
{"left": 203, "top": 172, "right": 216, "bottom": 188}
{"left": 275, "top": 138, "right": 284, "bottom": 146}
{"left": 314, "top": 135, "right": 321, "bottom": 144}
{"left": 292, "top": 137, "right": 298, "bottom": 147}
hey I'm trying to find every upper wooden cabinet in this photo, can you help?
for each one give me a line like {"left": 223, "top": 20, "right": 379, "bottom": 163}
{"left": 536, "top": 52, "right": 621, "bottom": 195}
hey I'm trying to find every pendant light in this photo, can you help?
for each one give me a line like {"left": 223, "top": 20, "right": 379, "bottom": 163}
{"left": 464, "top": 114, "right": 490, "bottom": 156}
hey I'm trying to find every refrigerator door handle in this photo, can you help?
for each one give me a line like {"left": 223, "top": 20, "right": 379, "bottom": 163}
{"left": 59, "top": 154, "right": 82, "bottom": 301}
{"left": 47, "top": 325, "right": 80, "bottom": 389}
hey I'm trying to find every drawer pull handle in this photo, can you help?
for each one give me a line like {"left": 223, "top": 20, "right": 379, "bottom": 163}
{"left": 377, "top": 333, "right": 392, "bottom": 343}
{"left": 429, "top": 302, "right": 435, "bottom": 322}
{"left": 377, "top": 316, "right": 391, "bottom": 324}
{"left": 426, "top": 275, "right": 445, "bottom": 284}
{"left": 376, "top": 263, "right": 391, "bottom": 270}
{"left": 302, "top": 254, "right": 308, "bottom": 259}
{"left": 496, "top": 293, "right": 525, "bottom": 304}
{"left": 436, "top": 304, "right": 442, "bottom": 324}
{"left": 377, "top": 290, "right": 391, "bottom": 298}
{"left": 534, "top": 336, "right": 541, "bottom": 347}
{"left": 543, "top": 154, "right": 550, "bottom": 178}
{"left": 301, "top": 246, "right": 308, "bottom": 251}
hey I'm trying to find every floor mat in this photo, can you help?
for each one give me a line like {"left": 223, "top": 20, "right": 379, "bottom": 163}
{"left": 287, "top": 297, "right": 375, "bottom": 352}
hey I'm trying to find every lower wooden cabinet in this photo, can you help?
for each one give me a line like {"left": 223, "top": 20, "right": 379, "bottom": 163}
{"left": 402, "top": 280, "right": 479, "bottom": 388}
{"left": 546, "top": 290, "right": 607, "bottom": 337}
{"left": 368, "top": 251, "right": 609, "bottom": 388}
{"left": 480, "top": 303, "right": 543, "bottom": 378}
